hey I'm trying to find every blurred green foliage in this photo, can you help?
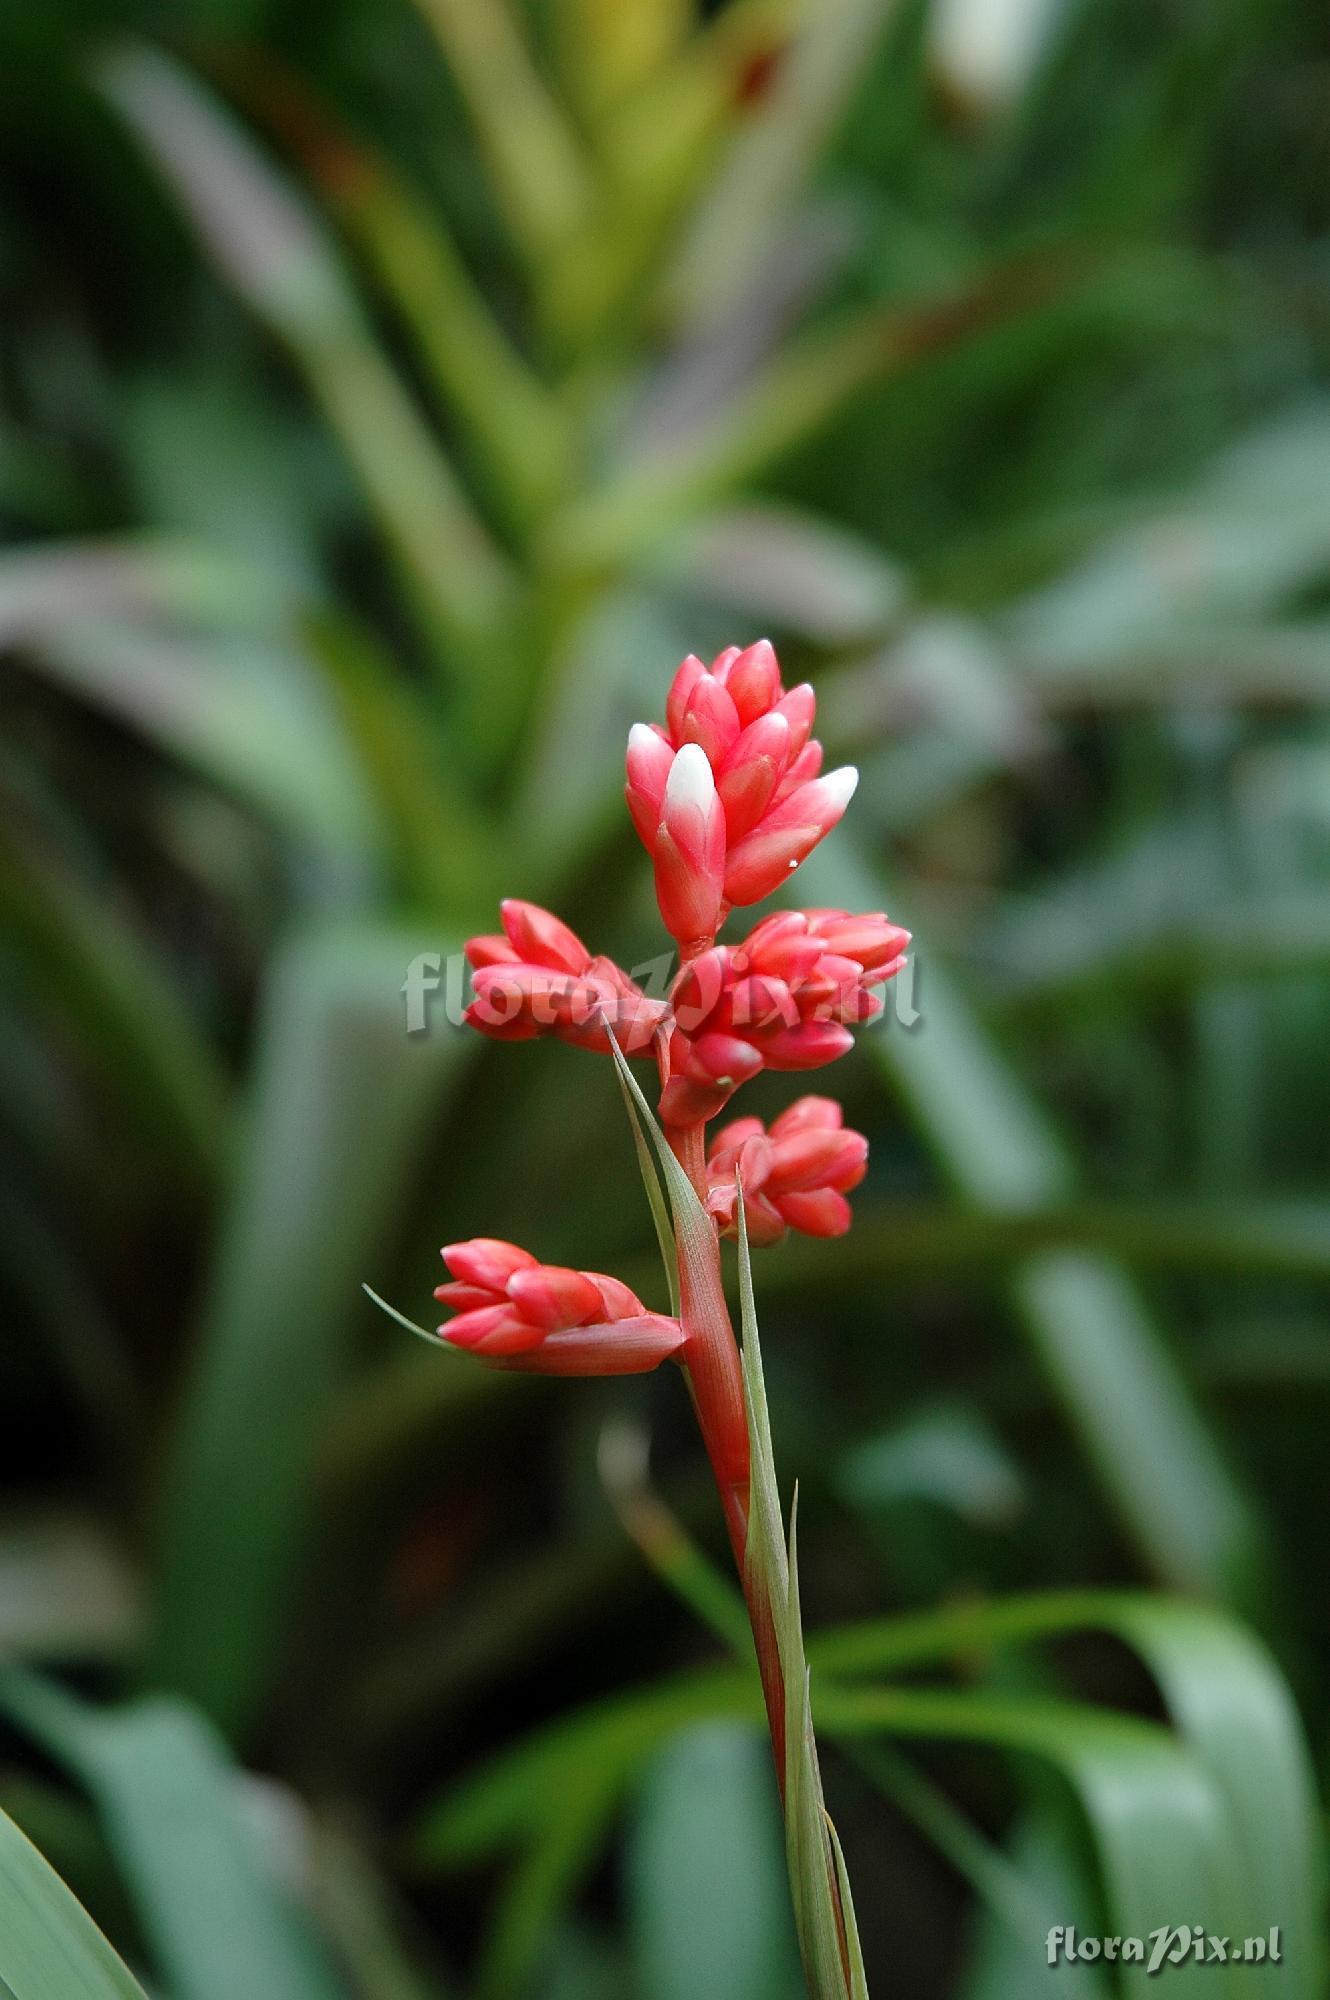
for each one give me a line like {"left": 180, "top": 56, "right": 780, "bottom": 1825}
{"left": 2, "top": 0, "right": 1329, "bottom": 1993}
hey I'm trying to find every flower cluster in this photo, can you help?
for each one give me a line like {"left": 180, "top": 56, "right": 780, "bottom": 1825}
{"left": 657, "top": 907, "right": 910, "bottom": 1125}
{"left": 436, "top": 1239, "right": 683, "bottom": 1374}
{"left": 704, "top": 1099, "right": 868, "bottom": 1246}
{"left": 625, "top": 642, "right": 858, "bottom": 949}
{"left": 436, "top": 639, "right": 909, "bottom": 1371}
{"left": 465, "top": 898, "right": 664, "bottom": 1053}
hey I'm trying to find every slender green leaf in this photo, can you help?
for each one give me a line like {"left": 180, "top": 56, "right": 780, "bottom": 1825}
{"left": 409, "top": 0, "right": 592, "bottom": 266}
{"left": 0, "top": 1670, "right": 350, "bottom": 2000}
{"left": 816, "top": 1591, "right": 1321, "bottom": 1996}
{"left": 735, "top": 1196, "right": 863, "bottom": 1998}
{"left": 665, "top": 0, "right": 900, "bottom": 331}
{"left": 820, "top": 1686, "right": 1247, "bottom": 2000}
{"left": 0, "top": 828, "right": 231, "bottom": 1188}
{"left": 148, "top": 921, "right": 463, "bottom": 1733}
{"left": 32, "top": 619, "right": 387, "bottom": 873}
{"left": 417, "top": 1585, "right": 1319, "bottom": 1993}
{"left": 958, "top": 1807, "right": 1113, "bottom": 2000}
{"left": 253, "top": 85, "right": 570, "bottom": 521}
{"left": 96, "top": 43, "right": 514, "bottom": 667}
{"left": 627, "top": 1722, "right": 801, "bottom": 2000}
{"left": 0, "top": 1802, "right": 147, "bottom": 2000}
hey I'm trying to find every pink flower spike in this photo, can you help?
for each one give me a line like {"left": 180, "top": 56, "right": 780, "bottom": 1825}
{"left": 772, "top": 682, "right": 817, "bottom": 760}
{"left": 434, "top": 1239, "right": 680, "bottom": 1374}
{"left": 591, "top": 1273, "right": 650, "bottom": 1321}
{"left": 433, "top": 1280, "right": 499, "bottom": 1312}
{"left": 706, "top": 1115, "right": 767, "bottom": 1169}
{"left": 760, "top": 1125, "right": 867, "bottom": 1193}
{"left": 770, "top": 1095, "right": 842, "bottom": 1136}
{"left": 442, "top": 1304, "right": 544, "bottom": 1354}
{"left": 653, "top": 744, "right": 725, "bottom": 948}
{"left": 770, "top": 739, "right": 824, "bottom": 807}
{"left": 760, "top": 1021, "right": 855, "bottom": 1070}
{"left": 464, "top": 906, "right": 666, "bottom": 1057}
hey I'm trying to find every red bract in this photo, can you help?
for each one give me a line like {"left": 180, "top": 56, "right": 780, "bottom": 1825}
{"left": 705, "top": 1098, "right": 869, "bottom": 1245}
{"left": 657, "top": 907, "right": 910, "bottom": 1124}
{"left": 435, "top": 1239, "right": 684, "bottom": 1374}
{"left": 626, "top": 641, "right": 858, "bottom": 936}
{"left": 465, "top": 898, "right": 665, "bottom": 1054}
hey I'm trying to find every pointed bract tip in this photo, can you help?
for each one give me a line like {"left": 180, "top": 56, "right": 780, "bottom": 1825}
{"left": 664, "top": 740, "right": 717, "bottom": 811}
{"left": 823, "top": 765, "right": 859, "bottom": 810}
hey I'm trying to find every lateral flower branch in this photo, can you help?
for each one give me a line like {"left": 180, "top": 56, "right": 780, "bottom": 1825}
{"left": 428, "top": 643, "right": 906, "bottom": 1995}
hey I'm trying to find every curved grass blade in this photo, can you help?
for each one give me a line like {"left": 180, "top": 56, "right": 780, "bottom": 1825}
{"left": 244, "top": 74, "right": 570, "bottom": 523}
{"left": 814, "top": 1591, "right": 1321, "bottom": 1997}
{"left": 361, "top": 1285, "right": 443, "bottom": 1348}
{"left": 95, "top": 43, "right": 513, "bottom": 671}
{"left": 416, "top": 1584, "right": 1317, "bottom": 1996}
{"left": 0, "top": 1669, "right": 351, "bottom": 2000}
{"left": 410, "top": 0, "right": 592, "bottom": 270}
{"left": 0, "top": 1801, "right": 147, "bottom": 2000}
{"left": 600, "top": 1432, "right": 1070, "bottom": 1966}
{"left": 820, "top": 1686, "right": 1247, "bottom": 2000}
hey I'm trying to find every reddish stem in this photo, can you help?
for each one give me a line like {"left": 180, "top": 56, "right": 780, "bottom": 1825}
{"left": 676, "top": 1216, "right": 786, "bottom": 1784}
{"left": 656, "top": 1030, "right": 786, "bottom": 1784}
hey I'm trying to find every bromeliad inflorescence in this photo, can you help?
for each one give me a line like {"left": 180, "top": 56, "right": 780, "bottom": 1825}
{"left": 423, "top": 642, "right": 908, "bottom": 1997}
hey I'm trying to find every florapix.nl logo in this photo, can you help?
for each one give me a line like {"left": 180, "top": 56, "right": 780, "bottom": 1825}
{"left": 1047, "top": 1926, "right": 1282, "bottom": 1973}
{"left": 400, "top": 946, "right": 923, "bottom": 1036}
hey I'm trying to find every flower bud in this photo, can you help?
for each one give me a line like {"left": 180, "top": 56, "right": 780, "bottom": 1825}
{"left": 722, "top": 766, "right": 859, "bottom": 906}
{"left": 724, "top": 639, "right": 782, "bottom": 726}
{"left": 716, "top": 711, "right": 790, "bottom": 839}
{"left": 653, "top": 744, "right": 726, "bottom": 948}
{"left": 625, "top": 724, "right": 674, "bottom": 846}
{"left": 629, "top": 644, "right": 852, "bottom": 914}
{"left": 464, "top": 902, "right": 667, "bottom": 1056}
